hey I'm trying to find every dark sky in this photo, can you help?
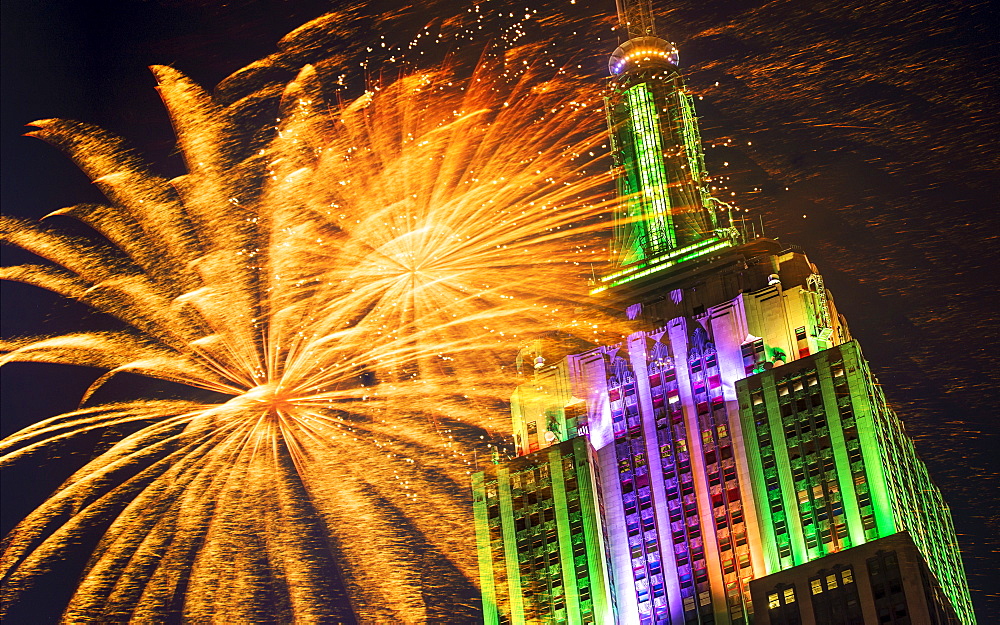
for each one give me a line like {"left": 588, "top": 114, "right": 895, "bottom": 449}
{"left": 3, "top": 0, "right": 998, "bottom": 621}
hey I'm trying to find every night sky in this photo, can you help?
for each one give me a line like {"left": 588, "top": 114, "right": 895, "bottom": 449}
{"left": 3, "top": 0, "right": 998, "bottom": 621}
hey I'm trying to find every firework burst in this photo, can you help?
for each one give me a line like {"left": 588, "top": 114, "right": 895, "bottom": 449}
{"left": 1, "top": 23, "right": 623, "bottom": 621}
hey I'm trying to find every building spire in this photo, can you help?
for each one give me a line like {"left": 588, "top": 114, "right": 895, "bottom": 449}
{"left": 616, "top": 0, "right": 658, "bottom": 39}
{"left": 596, "top": 0, "right": 742, "bottom": 294}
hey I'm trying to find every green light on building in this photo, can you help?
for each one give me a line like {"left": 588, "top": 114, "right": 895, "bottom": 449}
{"left": 736, "top": 341, "right": 976, "bottom": 625}
{"left": 472, "top": 437, "right": 615, "bottom": 625}
{"left": 624, "top": 83, "right": 676, "bottom": 253}
{"left": 677, "top": 89, "right": 714, "bottom": 227}
{"left": 602, "top": 64, "right": 736, "bottom": 289}
{"left": 589, "top": 236, "right": 731, "bottom": 294}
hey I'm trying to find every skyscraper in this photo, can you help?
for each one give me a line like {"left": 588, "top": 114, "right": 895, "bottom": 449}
{"left": 737, "top": 342, "right": 975, "bottom": 624}
{"left": 472, "top": 1, "right": 975, "bottom": 623}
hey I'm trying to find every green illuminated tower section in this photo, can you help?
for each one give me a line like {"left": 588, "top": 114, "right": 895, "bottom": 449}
{"left": 605, "top": 0, "right": 723, "bottom": 274}
{"left": 472, "top": 437, "right": 615, "bottom": 624}
{"left": 736, "top": 341, "right": 975, "bottom": 624}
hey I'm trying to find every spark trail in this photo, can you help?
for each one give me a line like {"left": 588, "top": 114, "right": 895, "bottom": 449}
{"left": 0, "top": 29, "right": 624, "bottom": 622}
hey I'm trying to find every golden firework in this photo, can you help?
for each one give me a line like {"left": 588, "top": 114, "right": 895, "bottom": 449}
{"left": 1, "top": 36, "right": 622, "bottom": 621}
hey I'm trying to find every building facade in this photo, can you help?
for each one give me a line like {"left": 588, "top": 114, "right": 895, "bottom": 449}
{"left": 737, "top": 342, "right": 975, "bottom": 624}
{"left": 498, "top": 239, "right": 860, "bottom": 624}
{"left": 749, "top": 531, "right": 961, "bottom": 625}
{"left": 472, "top": 437, "right": 615, "bottom": 624}
{"left": 472, "top": 1, "right": 975, "bottom": 623}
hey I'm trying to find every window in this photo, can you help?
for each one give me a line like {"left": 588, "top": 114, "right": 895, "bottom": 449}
{"left": 796, "top": 327, "right": 810, "bottom": 358}
{"left": 742, "top": 339, "right": 765, "bottom": 374}
{"left": 811, "top": 579, "right": 823, "bottom": 595}
{"left": 841, "top": 568, "right": 854, "bottom": 584}
{"left": 767, "top": 593, "right": 780, "bottom": 610}
{"left": 783, "top": 587, "right": 796, "bottom": 604}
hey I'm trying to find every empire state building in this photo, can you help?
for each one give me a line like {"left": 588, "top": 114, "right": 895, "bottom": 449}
{"left": 470, "top": 2, "right": 976, "bottom": 624}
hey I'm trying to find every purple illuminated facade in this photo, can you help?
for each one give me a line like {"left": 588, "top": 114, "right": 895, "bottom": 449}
{"left": 504, "top": 241, "right": 850, "bottom": 624}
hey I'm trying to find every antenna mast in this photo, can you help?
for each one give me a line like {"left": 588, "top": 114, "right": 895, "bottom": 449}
{"left": 616, "top": 0, "right": 658, "bottom": 38}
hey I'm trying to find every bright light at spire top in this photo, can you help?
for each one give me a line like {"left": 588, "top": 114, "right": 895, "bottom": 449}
{"left": 610, "top": 0, "right": 679, "bottom": 74}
